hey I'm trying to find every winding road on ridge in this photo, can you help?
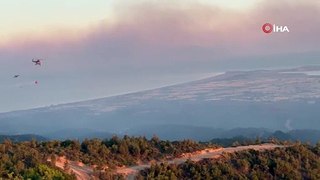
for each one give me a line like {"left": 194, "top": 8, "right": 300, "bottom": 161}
{"left": 117, "top": 143, "right": 284, "bottom": 179}
{"left": 56, "top": 143, "right": 285, "bottom": 180}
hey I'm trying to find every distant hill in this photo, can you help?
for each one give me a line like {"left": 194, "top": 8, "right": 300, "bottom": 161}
{"left": 123, "top": 124, "right": 224, "bottom": 141}
{"left": 124, "top": 126, "right": 273, "bottom": 141}
{"left": 211, "top": 129, "right": 320, "bottom": 146}
{"left": 0, "top": 134, "right": 48, "bottom": 143}
{"left": 43, "top": 128, "right": 115, "bottom": 140}
{"left": 0, "top": 128, "right": 319, "bottom": 145}
{"left": 281, "top": 129, "right": 320, "bottom": 144}
{"left": 219, "top": 127, "right": 272, "bottom": 138}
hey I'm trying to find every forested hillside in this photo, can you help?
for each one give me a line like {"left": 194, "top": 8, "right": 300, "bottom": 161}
{"left": 0, "top": 134, "right": 47, "bottom": 143}
{"left": 1, "top": 136, "right": 319, "bottom": 179}
{"left": 0, "top": 140, "right": 75, "bottom": 179}
{"left": 0, "top": 136, "right": 214, "bottom": 179}
{"left": 138, "top": 143, "right": 320, "bottom": 179}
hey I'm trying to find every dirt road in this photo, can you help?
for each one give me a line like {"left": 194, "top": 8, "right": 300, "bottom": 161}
{"left": 54, "top": 157, "right": 95, "bottom": 180}
{"left": 55, "top": 143, "right": 284, "bottom": 180}
{"left": 117, "top": 143, "right": 284, "bottom": 179}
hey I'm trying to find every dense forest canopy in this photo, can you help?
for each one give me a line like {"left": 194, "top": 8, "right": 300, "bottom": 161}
{"left": 138, "top": 143, "right": 320, "bottom": 180}
{"left": 0, "top": 136, "right": 215, "bottom": 179}
{"left": 0, "top": 136, "right": 319, "bottom": 179}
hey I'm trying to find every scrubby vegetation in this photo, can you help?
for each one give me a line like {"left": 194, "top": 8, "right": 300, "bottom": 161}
{"left": 0, "top": 139, "right": 75, "bottom": 179}
{"left": 209, "top": 136, "right": 263, "bottom": 147}
{"left": 2, "top": 135, "right": 318, "bottom": 180}
{"left": 0, "top": 136, "right": 215, "bottom": 179}
{"left": 42, "top": 135, "right": 215, "bottom": 167}
{"left": 138, "top": 143, "right": 320, "bottom": 179}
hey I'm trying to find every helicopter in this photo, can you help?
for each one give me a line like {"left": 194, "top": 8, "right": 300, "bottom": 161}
{"left": 32, "top": 58, "right": 43, "bottom": 66}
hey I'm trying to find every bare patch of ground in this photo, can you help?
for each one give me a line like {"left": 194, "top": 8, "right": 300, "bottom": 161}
{"left": 53, "top": 156, "right": 96, "bottom": 180}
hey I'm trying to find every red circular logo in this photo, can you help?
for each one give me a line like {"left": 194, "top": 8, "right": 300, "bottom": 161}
{"left": 262, "top": 23, "right": 273, "bottom": 34}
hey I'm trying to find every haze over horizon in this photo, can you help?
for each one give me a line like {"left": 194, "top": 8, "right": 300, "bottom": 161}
{"left": 1, "top": 0, "right": 319, "bottom": 112}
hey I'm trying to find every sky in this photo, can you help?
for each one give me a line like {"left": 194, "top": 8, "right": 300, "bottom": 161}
{"left": 0, "top": 0, "right": 320, "bottom": 112}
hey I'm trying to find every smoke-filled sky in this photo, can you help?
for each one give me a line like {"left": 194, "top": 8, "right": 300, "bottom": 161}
{"left": 0, "top": 0, "right": 319, "bottom": 112}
